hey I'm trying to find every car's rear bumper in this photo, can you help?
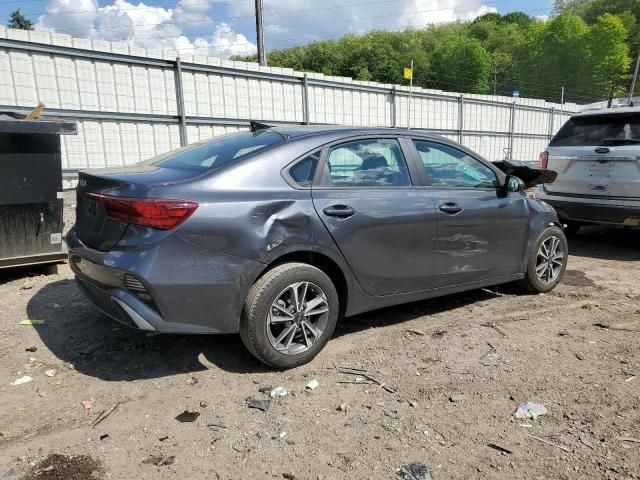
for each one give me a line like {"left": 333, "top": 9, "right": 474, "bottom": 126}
{"left": 537, "top": 188, "right": 640, "bottom": 226}
{"left": 67, "top": 228, "right": 266, "bottom": 334}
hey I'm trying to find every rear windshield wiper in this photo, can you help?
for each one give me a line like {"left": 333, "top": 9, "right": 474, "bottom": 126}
{"left": 599, "top": 138, "right": 640, "bottom": 146}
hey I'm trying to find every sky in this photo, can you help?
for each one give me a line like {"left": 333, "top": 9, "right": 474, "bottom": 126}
{"left": 1, "top": 0, "right": 554, "bottom": 58}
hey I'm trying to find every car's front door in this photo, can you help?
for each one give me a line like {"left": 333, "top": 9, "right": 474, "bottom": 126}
{"left": 410, "top": 139, "right": 529, "bottom": 288}
{"left": 311, "top": 137, "right": 438, "bottom": 296}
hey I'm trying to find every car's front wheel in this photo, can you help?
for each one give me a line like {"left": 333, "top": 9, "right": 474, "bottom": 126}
{"left": 519, "top": 226, "right": 568, "bottom": 293}
{"left": 240, "top": 262, "right": 339, "bottom": 368}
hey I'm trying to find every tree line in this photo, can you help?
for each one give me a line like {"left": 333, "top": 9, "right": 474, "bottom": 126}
{"left": 234, "top": 0, "right": 637, "bottom": 104}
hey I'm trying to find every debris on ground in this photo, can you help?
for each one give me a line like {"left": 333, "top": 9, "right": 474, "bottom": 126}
{"left": 406, "top": 329, "right": 426, "bottom": 336}
{"left": 25, "top": 346, "right": 38, "bottom": 352}
{"left": 175, "top": 410, "right": 200, "bottom": 422}
{"left": 91, "top": 404, "right": 120, "bottom": 428}
{"left": 21, "top": 453, "right": 103, "bottom": 480}
{"left": 449, "top": 394, "right": 465, "bottom": 403}
{"left": 142, "top": 454, "right": 175, "bottom": 466}
{"left": 432, "top": 328, "right": 447, "bottom": 338}
{"left": 487, "top": 443, "right": 513, "bottom": 454}
{"left": 81, "top": 400, "right": 94, "bottom": 409}
{"left": 514, "top": 402, "right": 548, "bottom": 420}
{"left": 618, "top": 437, "right": 640, "bottom": 444}
{"left": 337, "top": 403, "right": 348, "bottom": 412}
{"left": 564, "top": 413, "right": 585, "bottom": 422}
{"left": 304, "top": 379, "right": 319, "bottom": 391}
{"left": 19, "top": 319, "right": 45, "bottom": 325}
{"left": 207, "top": 422, "right": 228, "bottom": 429}
{"left": 396, "top": 463, "right": 433, "bottom": 480}
{"left": 246, "top": 398, "right": 270, "bottom": 412}
{"left": 186, "top": 376, "right": 198, "bottom": 385}
{"left": 45, "top": 369, "right": 57, "bottom": 377}
{"left": 558, "top": 330, "right": 570, "bottom": 336}
{"left": 11, "top": 375, "right": 33, "bottom": 386}
{"left": 99, "top": 434, "right": 109, "bottom": 441}
{"left": 527, "top": 434, "right": 571, "bottom": 452}
{"left": 336, "top": 367, "right": 397, "bottom": 393}
{"left": 260, "top": 386, "right": 287, "bottom": 398}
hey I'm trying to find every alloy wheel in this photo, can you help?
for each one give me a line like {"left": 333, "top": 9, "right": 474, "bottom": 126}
{"left": 535, "top": 236, "right": 564, "bottom": 284}
{"left": 266, "top": 281, "right": 330, "bottom": 355}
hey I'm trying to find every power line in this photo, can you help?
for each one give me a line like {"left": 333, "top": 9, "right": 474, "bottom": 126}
{"left": 48, "top": 5, "right": 549, "bottom": 49}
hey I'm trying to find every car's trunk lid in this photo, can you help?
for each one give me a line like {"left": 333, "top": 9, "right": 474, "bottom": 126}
{"left": 75, "top": 165, "right": 204, "bottom": 251}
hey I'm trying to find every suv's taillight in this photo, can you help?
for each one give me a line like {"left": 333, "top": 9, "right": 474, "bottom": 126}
{"left": 539, "top": 151, "right": 549, "bottom": 169}
{"left": 84, "top": 193, "right": 198, "bottom": 230}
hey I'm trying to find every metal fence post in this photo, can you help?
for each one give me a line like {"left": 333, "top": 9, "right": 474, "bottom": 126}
{"left": 547, "top": 107, "right": 555, "bottom": 142}
{"left": 391, "top": 87, "right": 397, "bottom": 128}
{"left": 458, "top": 94, "right": 464, "bottom": 143}
{"left": 302, "top": 74, "right": 310, "bottom": 125}
{"left": 508, "top": 102, "right": 516, "bottom": 160}
{"left": 174, "top": 56, "right": 188, "bottom": 146}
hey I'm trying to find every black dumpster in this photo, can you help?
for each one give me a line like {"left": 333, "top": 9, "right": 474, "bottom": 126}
{"left": 0, "top": 112, "right": 77, "bottom": 269}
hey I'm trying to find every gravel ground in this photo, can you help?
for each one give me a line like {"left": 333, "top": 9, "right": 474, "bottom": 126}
{"left": 0, "top": 195, "right": 639, "bottom": 480}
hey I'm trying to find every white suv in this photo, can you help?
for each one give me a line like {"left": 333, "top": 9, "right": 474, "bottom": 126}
{"left": 536, "top": 106, "right": 640, "bottom": 234}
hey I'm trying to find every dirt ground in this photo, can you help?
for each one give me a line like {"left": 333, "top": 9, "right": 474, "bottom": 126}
{"left": 0, "top": 195, "right": 639, "bottom": 479}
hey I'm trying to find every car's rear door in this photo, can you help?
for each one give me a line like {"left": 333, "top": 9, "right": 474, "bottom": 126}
{"left": 546, "top": 112, "right": 640, "bottom": 198}
{"left": 311, "top": 136, "right": 438, "bottom": 296}
{"left": 410, "top": 139, "right": 529, "bottom": 288}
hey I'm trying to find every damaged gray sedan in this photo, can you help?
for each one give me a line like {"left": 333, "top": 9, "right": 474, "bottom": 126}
{"left": 68, "top": 125, "right": 567, "bottom": 368}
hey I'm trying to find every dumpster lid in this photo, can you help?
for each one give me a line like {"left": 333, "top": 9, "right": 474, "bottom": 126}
{"left": 0, "top": 111, "right": 77, "bottom": 135}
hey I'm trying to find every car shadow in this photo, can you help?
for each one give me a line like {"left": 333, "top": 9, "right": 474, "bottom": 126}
{"left": 568, "top": 225, "right": 640, "bottom": 261}
{"left": 27, "top": 279, "right": 502, "bottom": 380}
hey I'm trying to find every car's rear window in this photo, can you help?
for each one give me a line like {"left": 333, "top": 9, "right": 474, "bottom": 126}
{"left": 550, "top": 113, "right": 640, "bottom": 147}
{"left": 143, "top": 131, "right": 285, "bottom": 170}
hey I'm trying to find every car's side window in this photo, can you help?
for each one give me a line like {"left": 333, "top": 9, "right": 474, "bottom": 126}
{"left": 289, "top": 151, "right": 320, "bottom": 187}
{"left": 413, "top": 140, "right": 497, "bottom": 189}
{"left": 325, "top": 138, "right": 411, "bottom": 187}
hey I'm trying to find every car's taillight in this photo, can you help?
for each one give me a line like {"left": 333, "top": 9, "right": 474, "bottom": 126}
{"left": 84, "top": 193, "right": 198, "bottom": 230}
{"left": 539, "top": 151, "right": 549, "bottom": 169}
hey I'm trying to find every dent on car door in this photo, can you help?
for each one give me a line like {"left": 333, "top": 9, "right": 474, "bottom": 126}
{"left": 310, "top": 137, "right": 438, "bottom": 296}
{"left": 411, "top": 139, "right": 529, "bottom": 287}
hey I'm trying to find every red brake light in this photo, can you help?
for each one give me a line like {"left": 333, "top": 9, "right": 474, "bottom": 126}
{"left": 539, "top": 151, "right": 549, "bottom": 169}
{"left": 84, "top": 193, "right": 198, "bottom": 230}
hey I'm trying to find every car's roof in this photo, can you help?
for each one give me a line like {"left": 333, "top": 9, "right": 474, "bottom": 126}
{"left": 266, "top": 124, "right": 447, "bottom": 140}
{"left": 574, "top": 106, "right": 640, "bottom": 118}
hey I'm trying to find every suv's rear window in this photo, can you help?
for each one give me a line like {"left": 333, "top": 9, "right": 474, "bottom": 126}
{"left": 550, "top": 113, "right": 640, "bottom": 147}
{"left": 143, "top": 131, "right": 285, "bottom": 170}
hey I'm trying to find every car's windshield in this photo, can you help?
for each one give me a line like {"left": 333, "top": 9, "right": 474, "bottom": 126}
{"left": 550, "top": 113, "right": 640, "bottom": 147}
{"left": 141, "top": 130, "right": 286, "bottom": 170}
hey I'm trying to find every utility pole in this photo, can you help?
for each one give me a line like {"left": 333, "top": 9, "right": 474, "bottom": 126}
{"left": 560, "top": 86, "right": 565, "bottom": 113}
{"left": 254, "top": 0, "right": 266, "bottom": 66}
{"left": 629, "top": 52, "right": 640, "bottom": 106}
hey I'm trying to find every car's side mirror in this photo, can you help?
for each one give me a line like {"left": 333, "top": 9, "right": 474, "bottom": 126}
{"left": 504, "top": 175, "right": 525, "bottom": 193}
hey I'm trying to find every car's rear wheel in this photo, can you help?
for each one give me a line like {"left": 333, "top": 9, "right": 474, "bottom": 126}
{"left": 240, "top": 262, "right": 339, "bottom": 368}
{"left": 519, "top": 226, "right": 568, "bottom": 293}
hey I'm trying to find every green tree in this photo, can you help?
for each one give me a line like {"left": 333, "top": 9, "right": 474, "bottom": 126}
{"left": 585, "top": 13, "right": 630, "bottom": 95}
{"left": 515, "top": 15, "right": 590, "bottom": 102}
{"left": 7, "top": 9, "right": 33, "bottom": 30}
{"left": 430, "top": 36, "right": 491, "bottom": 94}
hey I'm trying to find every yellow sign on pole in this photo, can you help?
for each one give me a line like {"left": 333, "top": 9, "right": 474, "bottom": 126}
{"left": 403, "top": 67, "right": 413, "bottom": 80}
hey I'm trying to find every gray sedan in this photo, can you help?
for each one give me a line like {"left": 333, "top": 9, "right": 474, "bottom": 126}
{"left": 68, "top": 125, "right": 567, "bottom": 368}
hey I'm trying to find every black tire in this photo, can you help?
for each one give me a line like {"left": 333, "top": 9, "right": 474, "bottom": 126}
{"left": 519, "top": 226, "right": 568, "bottom": 293}
{"left": 240, "top": 262, "right": 339, "bottom": 369}
{"left": 564, "top": 222, "right": 581, "bottom": 237}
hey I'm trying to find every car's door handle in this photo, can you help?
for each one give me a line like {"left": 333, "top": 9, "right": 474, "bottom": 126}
{"left": 439, "top": 202, "right": 462, "bottom": 214}
{"left": 323, "top": 205, "right": 356, "bottom": 218}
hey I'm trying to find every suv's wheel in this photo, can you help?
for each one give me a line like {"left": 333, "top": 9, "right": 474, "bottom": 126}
{"left": 240, "top": 262, "right": 339, "bottom": 368}
{"left": 519, "top": 226, "right": 568, "bottom": 293}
